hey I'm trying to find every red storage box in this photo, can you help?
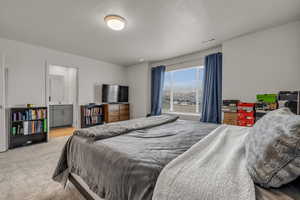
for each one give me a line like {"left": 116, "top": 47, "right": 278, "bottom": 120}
{"left": 238, "top": 102, "right": 256, "bottom": 107}
{"left": 237, "top": 110, "right": 255, "bottom": 115}
{"left": 237, "top": 102, "right": 256, "bottom": 112}
{"left": 237, "top": 110, "right": 255, "bottom": 120}
{"left": 237, "top": 119, "right": 255, "bottom": 127}
{"left": 238, "top": 115, "right": 255, "bottom": 121}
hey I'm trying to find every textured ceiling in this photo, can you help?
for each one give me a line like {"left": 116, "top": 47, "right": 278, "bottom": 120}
{"left": 0, "top": 0, "right": 299, "bottom": 66}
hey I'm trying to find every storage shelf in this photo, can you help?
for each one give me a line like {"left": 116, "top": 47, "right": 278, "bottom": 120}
{"left": 84, "top": 122, "right": 104, "bottom": 128}
{"left": 11, "top": 132, "right": 46, "bottom": 138}
{"left": 9, "top": 107, "right": 48, "bottom": 149}
{"left": 81, "top": 104, "right": 104, "bottom": 128}
{"left": 12, "top": 119, "right": 46, "bottom": 122}
{"left": 84, "top": 114, "right": 102, "bottom": 117}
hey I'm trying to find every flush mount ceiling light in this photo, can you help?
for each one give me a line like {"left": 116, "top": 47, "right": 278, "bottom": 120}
{"left": 104, "top": 15, "right": 126, "bottom": 31}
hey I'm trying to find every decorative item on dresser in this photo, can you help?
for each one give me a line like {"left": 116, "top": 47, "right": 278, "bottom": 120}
{"left": 9, "top": 107, "right": 48, "bottom": 149}
{"left": 80, "top": 104, "right": 104, "bottom": 128}
{"left": 103, "top": 103, "right": 130, "bottom": 123}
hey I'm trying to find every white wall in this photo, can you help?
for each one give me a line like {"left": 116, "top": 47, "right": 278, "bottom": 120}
{"left": 126, "top": 62, "right": 151, "bottom": 118}
{"left": 0, "top": 37, "right": 127, "bottom": 107}
{"left": 223, "top": 21, "right": 300, "bottom": 101}
{"left": 0, "top": 37, "right": 127, "bottom": 152}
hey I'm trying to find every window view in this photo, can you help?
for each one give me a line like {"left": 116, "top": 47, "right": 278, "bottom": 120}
{"left": 162, "top": 66, "right": 204, "bottom": 114}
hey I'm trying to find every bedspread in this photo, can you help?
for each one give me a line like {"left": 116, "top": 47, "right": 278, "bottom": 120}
{"left": 53, "top": 118, "right": 218, "bottom": 200}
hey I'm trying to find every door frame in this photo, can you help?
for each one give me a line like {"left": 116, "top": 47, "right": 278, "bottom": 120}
{"left": 0, "top": 54, "right": 8, "bottom": 152}
{"left": 45, "top": 62, "right": 80, "bottom": 139}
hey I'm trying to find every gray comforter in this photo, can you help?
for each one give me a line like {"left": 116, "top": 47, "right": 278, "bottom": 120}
{"left": 53, "top": 116, "right": 218, "bottom": 200}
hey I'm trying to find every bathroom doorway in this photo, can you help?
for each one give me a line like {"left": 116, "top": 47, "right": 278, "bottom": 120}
{"left": 45, "top": 64, "right": 79, "bottom": 139}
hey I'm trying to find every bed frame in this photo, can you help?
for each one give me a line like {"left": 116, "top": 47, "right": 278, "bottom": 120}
{"left": 69, "top": 173, "right": 99, "bottom": 200}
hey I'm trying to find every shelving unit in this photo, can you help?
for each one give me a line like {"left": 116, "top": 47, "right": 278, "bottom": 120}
{"left": 80, "top": 104, "right": 104, "bottom": 128}
{"left": 9, "top": 107, "right": 48, "bottom": 149}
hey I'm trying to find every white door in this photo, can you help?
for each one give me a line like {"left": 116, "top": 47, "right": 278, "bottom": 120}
{"left": 0, "top": 54, "right": 7, "bottom": 152}
{"left": 49, "top": 75, "right": 65, "bottom": 104}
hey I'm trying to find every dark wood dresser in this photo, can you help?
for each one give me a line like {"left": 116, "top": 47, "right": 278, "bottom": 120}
{"left": 103, "top": 103, "right": 130, "bottom": 123}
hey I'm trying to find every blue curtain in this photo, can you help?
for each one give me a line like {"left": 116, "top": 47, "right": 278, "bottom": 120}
{"left": 151, "top": 66, "right": 166, "bottom": 116}
{"left": 201, "top": 53, "right": 222, "bottom": 123}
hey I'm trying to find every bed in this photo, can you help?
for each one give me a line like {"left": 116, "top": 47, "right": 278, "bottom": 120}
{"left": 53, "top": 115, "right": 300, "bottom": 200}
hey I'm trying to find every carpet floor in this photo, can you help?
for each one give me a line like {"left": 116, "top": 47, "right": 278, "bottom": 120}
{"left": 0, "top": 137, "right": 85, "bottom": 200}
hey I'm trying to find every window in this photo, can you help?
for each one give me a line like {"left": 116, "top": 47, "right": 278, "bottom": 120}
{"left": 162, "top": 66, "right": 204, "bottom": 115}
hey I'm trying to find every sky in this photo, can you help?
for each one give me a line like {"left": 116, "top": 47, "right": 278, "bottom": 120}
{"left": 164, "top": 67, "right": 204, "bottom": 89}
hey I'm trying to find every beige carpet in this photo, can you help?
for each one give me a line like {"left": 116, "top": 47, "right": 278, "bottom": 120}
{"left": 0, "top": 137, "right": 85, "bottom": 200}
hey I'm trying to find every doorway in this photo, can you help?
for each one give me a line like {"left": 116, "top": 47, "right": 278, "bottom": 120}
{"left": 45, "top": 64, "right": 79, "bottom": 139}
{"left": 0, "top": 54, "right": 7, "bottom": 152}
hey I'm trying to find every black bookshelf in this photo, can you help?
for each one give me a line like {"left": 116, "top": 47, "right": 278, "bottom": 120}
{"left": 80, "top": 104, "right": 104, "bottom": 128}
{"left": 9, "top": 107, "right": 48, "bottom": 149}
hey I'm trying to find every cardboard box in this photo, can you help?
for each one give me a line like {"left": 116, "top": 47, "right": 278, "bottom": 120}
{"left": 223, "top": 100, "right": 240, "bottom": 106}
{"left": 223, "top": 120, "right": 238, "bottom": 126}
{"left": 224, "top": 112, "right": 238, "bottom": 120}
{"left": 222, "top": 106, "right": 237, "bottom": 113}
{"left": 223, "top": 112, "right": 238, "bottom": 125}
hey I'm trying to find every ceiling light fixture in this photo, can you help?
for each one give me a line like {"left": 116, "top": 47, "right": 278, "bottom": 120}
{"left": 104, "top": 15, "right": 126, "bottom": 31}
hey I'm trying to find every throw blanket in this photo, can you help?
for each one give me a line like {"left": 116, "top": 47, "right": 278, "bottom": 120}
{"left": 74, "top": 114, "right": 179, "bottom": 140}
{"left": 153, "top": 125, "right": 256, "bottom": 200}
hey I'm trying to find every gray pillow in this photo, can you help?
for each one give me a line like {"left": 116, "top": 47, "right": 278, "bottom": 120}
{"left": 246, "top": 108, "right": 300, "bottom": 188}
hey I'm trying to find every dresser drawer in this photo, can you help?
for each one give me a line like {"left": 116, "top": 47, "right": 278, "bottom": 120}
{"left": 120, "top": 104, "right": 129, "bottom": 110}
{"left": 108, "top": 110, "right": 119, "bottom": 116}
{"left": 108, "top": 115, "right": 120, "bottom": 122}
{"left": 119, "top": 109, "right": 129, "bottom": 115}
{"left": 120, "top": 115, "right": 129, "bottom": 121}
{"left": 109, "top": 104, "right": 119, "bottom": 111}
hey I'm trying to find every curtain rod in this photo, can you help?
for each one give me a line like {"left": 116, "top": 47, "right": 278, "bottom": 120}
{"left": 151, "top": 49, "right": 222, "bottom": 68}
{"left": 150, "top": 45, "right": 222, "bottom": 67}
{"left": 163, "top": 58, "right": 203, "bottom": 67}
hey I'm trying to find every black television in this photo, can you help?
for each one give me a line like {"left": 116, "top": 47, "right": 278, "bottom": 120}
{"left": 102, "top": 84, "right": 129, "bottom": 103}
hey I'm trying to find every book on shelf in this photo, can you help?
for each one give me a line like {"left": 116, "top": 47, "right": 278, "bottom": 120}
{"left": 83, "top": 107, "right": 102, "bottom": 117}
{"left": 12, "top": 108, "right": 47, "bottom": 121}
{"left": 11, "top": 119, "right": 47, "bottom": 136}
{"left": 23, "top": 121, "right": 29, "bottom": 135}
{"left": 85, "top": 115, "right": 102, "bottom": 125}
{"left": 12, "top": 120, "right": 47, "bottom": 136}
